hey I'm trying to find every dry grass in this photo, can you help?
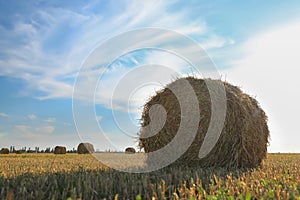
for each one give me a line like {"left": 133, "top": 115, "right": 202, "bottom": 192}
{"left": 54, "top": 146, "right": 66, "bottom": 154}
{"left": 77, "top": 143, "right": 95, "bottom": 154}
{"left": 0, "top": 153, "right": 107, "bottom": 178}
{"left": 0, "top": 153, "right": 299, "bottom": 199}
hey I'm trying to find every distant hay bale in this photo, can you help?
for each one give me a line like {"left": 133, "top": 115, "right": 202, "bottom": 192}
{"left": 139, "top": 77, "right": 269, "bottom": 168}
{"left": 16, "top": 150, "right": 24, "bottom": 154}
{"left": 77, "top": 143, "right": 95, "bottom": 154}
{"left": 54, "top": 146, "right": 66, "bottom": 154}
{"left": 0, "top": 148, "right": 9, "bottom": 154}
{"left": 125, "top": 147, "right": 136, "bottom": 154}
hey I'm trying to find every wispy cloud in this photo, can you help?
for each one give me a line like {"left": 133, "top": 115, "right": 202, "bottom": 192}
{"left": 93, "top": 50, "right": 187, "bottom": 113}
{"left": 28, "top": 114, "right": 37, "bottom": 120}
{"left": 15, "top": 125, "right": 30, "bottom": 132}
{"left": 96, "top": 116, "right": 103, "bottom": 122}
{"left": 0, "top": 1, "right": 233, "bottom": 101}
{"left": 75, "top": 23, "right": 231, "bottom": 115}
{"left": 15, "top": 124, "right": 55, "bottom": 135}
{"left": 36, "top": 126, "right": 55, "bottom": 134}
{"left": 201, "top": 34, "right": 235, "bottom": 49}
{"left": 0, "top": 112, "right": 8, "bottom": 117}
{"left": 44, "top": 117, "right": 56, "bottom": 123}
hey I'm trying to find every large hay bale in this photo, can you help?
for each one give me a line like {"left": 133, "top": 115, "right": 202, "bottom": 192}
{"left": 54, "top": 146, "right": 66, "bottom": 154}
{"left": 125, "top": 147, "right": 136, "bottom": 154}
{"left": 0, "top": 148, "right": 9, "bottom": 154}
{"left": 77, "top": 143, "right": 95, "bottom": 154}
{"left": 139, "top": 77, "right": 269, "bottom": 168}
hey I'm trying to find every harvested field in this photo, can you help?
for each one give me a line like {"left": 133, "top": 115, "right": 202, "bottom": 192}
{"left": 0, "top": 153, "right": 299, "bottom": 199}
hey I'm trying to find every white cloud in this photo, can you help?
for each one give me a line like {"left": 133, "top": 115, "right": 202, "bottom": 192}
{"left": 36, "top": 126, "right": 55, "bottom": 134}
{"left": 0, "top": 113, "right": 8, "bottom": 117}
{"left": 222, "top": 18, "right": 300, "bottom": 153}
{"left": 44, "top": 117, "right": 56, "bottom": 123}
{"left": 0, "top": 1, "right": 232, "bottom": 100}
{"left": 78, "top": 25, "right": 226, "bottom": 114}
{"left": 15, "top": 125, "right": 30, "bottom": 132}
{"left": 116, "top": 1, "right": 207, "bottom": 36}
{"left": 0, "top": 7, "right": 86, "bottom": 99}
{"left": 96, "top": 116, "right": 103, "bottom": 122}
{"left": 15, "top": 124, "right": 55, "bottom": 135}
{"left": 93, "top": 50, "right": 186, "bottom": 113}
{"left": 63, "top": 122, "right": 72, "bottom": 126}
{"left": 28, "top": 114, "right": 37, "bottom": 120}
{"left": 201, "top": 34, "right": 235, "bottom": 49}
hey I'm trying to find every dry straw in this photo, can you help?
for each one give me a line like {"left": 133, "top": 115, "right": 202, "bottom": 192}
{"left": 0, "top": 148, "right": 9, "bottom": 154}
{"left": 125, "top": 147, "right": 136, "bottom": 154}
{"left": 77, "top": 143, "right": 95, "bottom": 154}
{"left": 54, "top": 146, "right": 67, "bottom": 154}
{"left": 16, "top": 150, "right": 24, "bottom": 154}
{"left": 139, "top": 77, "right": 269, "bottom": 168}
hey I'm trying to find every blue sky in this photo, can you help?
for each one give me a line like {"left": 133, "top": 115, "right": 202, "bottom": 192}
{"left": 1, "top": 0, "right": 300, "bottom": 152}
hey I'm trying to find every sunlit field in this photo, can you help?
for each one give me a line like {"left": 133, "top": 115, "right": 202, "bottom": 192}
{"left": 0, "top": 153, "right": 299, "bottom": 199}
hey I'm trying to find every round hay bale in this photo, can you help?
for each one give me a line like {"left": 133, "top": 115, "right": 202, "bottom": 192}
{"left": 54, "top": 146, "right": 66, "bottom": 154}
{"left": 139, "top": 77, "right": 269, "bottom": 168}
{"left": 77, "top": 143, "right": 95, "bottom": 154}
{"left": 125, "top": 147, "right": 136, "bottom": 154}
{"left": 16, "top": 150, "right": 24, "bottom": 154}
{"left": 0, "top": 148, "right": 9, "bottom": 154}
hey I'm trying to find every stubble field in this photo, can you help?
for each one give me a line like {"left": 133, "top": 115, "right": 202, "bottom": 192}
{"left": 0, "top": 153, "right": 299, "bottom": 199}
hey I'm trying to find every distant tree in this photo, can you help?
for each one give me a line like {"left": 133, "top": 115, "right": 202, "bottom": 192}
{"left": 45, "top": 147, "right": 51, "bottom": 153}
{"left": 66, "top": 148, "right": 77, "bottom": 153}
{"left": 70, "top": 148, "right": 77, "bottom": 153}
{"left": 9, "top": 146, "right": 16, "bottom": 153}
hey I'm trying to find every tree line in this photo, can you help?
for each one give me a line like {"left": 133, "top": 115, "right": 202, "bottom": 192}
{"left": 8, "top": 146, "right": 78, "bottom": 153}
